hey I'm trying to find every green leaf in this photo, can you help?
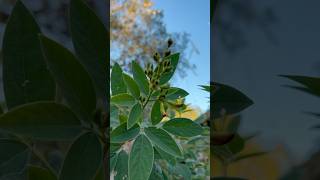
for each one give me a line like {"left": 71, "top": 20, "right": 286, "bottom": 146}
{"left": 132, "top": 61, "right": 149, "bottom": 95}
{"left": 118, "top": 114, "right": 128, "bottom": 124}
{"left": 159, "top": 53, "right": 180, "bottom": 85}
{"left": 280, "top": 75, "right": 320, "bottom": 97}
{"left": 2, "top": 0, "right": 55, "bottom": 109}
{"left": 59, "top": 132, "right": 102, "bottom": 180}
{"left": 162, "top": 118, "right": 203, "bottom": 137}
{"left": 199, "top": 85, "right": 211, "bottom": 93}
{"left": 111, "top": 123, "right": 140, "bottom": 143}
{"left": 154, "top": 146, "right": 176, "bottom": 165}
{"left": 0, "top": 102, "right": 82, "bottom": 140}
{"left": 129, "top": 134, "right": 154, "bottom": 180}
{"left": 39, "top": 35, "right": 96, "bottom": 121}
{"left": 70, "top": 0, "right": 108, "bottom": 99}
{"left": 151, "top": 100, "right": 163, "bottom": 125}
{"left": 110, "top": 105, "right": 119, "bottom": 126}
{"left": 149, "top": 164, "right": 164, "bottom": 180}
{"left": 111, "top": 63, "right": 127, "bottom": 95}
{"left": 145, "top": 127, "right": 182, "bottom": 157}
{"left": 111, "top": 93, "right": 136, "bottom": 106}
{"left": 27, "top": 166, "right": 57, "bottom": 180}
{"left": 0, "top": 139, "right": 30, "bottom": 178}
{"left": 110, "top": 153, "right": 118, "bottom": 172}
{"left": 213, "top": 82, "right": 253, "bottom": 118}
{"left": 166, "top": 88, "right": 189, "bottom": 100}
{"left": 123, "top": 73, "right": 140, "bottom": 99}
{"left": 110, "top": 143, "right": 122, "bottom": 153}
{"left": 114, "top": 150, "right": 128, "bottom": 180}
{"left": 127, "top": 103, "right": 143, "bottom": 129}
{"left": 174, "top": 163, "right": 191, "bottom": 180}
{"left": 226, "top": 134, "right": 245, "bottom": 154}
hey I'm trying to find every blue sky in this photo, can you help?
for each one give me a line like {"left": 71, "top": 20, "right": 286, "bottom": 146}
{"left": 154, "top": 0, "right": 210, "bottom": 112}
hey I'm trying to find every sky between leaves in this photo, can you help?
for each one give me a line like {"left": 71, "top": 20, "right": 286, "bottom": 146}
{"left": 154, "top": 0, "right": 210, "bottom": 112}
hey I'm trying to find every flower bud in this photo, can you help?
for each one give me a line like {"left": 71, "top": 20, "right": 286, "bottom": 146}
{"left": 153, "top": 52, "right": 160, "bottom": 63}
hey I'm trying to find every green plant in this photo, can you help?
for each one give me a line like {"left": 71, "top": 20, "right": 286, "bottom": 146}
{"left": 280, "top": 75, "right": 320, "bottom": 128}
{"left": 211, "top": 83, "right": 266, "bottom": 179}
{"left": 110, "top": 40, "right": 204, "bottom": 179}
{"left": 0, "top": 0, "right": 108, "bottom": 179}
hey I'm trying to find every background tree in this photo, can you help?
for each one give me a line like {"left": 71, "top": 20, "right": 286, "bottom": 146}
{"left": 111, "top": 0, "right": 194, "bottom": 77}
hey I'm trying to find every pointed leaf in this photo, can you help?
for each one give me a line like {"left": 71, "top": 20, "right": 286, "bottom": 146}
{"left": 166, "top": 87, "right": 189, "bottom": 100}
{"left": 114, "top": 150, "right": 128, "bottom": 180}
{"left": 149, "top": 163, "right": 164, "bottom": 180}
{"left": 39, "top": 35, "right": 96, "bottom": 121}
{"left": 154, "top": 146, "right": 176, "bottom": 165}
{"left": 2, "top": 1, "right": 55, "bottom": 109}
{"left": 111, "top": 93, "right": 135, "bottom": 106}
{"left": 129, "top": 135, "right": 154, "bottom": 180}
{"left": 59, "top": 132, "right": 102, "bottom": 180}
{"left": 70, "top": 0, "right": 108, "bottom": 99}
{"left": 162, "top": 118, "right": 203, "bottom": 137}
{"left": 111, "top": 63, "right": 126, "bottom": 95}
{"left": 123, "top": 73, "right": 140, "bottom": 99}
{"left": 111, "top": 123, "right": 140, "bottom": 143}
{"left": 0, "top": 139, "right": 30, "bottom": 178}
{"left": 280, "top": 75, "right": 320, "bottom": 97}
{"left": 159, "top": 53, "right": 180, "bottom": 85}
{"left": 127, "top": 103, "right": 142, "bottom": 129}
{"left": 110, "top": 153, "right": 118, "bottom": 172}
{"left": 132, "top": 61, "right": 149, "bottom": 95}
{"left": 174, "top": 163, "right": 191, "bottom": 180}
{"left": 27, "top": 166, "right": 57, "bottom": 180}
{"left": 145, "top": 127, "right": 182, "bottom": 157}
{"left": 151, "top": 100, "right": 162, "bottom": 125}
{"left": 110, "top": 143, "right": 122, "bottom": 154}
{"left": 226, "top": 134, "right": 245, "bottom": 154}
{"left": 213, "top": 82, "right": 253, "bottom": 117}
{"left": 0, "top": 102, "right": 82, "bottom": 140}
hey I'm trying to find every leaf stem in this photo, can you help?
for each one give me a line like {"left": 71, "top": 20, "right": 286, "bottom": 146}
{"left": 18, "top": 138, "right": 58, "bottom": 177}
{"left": 32, "top": 147, "right": 58, "bottom": 177}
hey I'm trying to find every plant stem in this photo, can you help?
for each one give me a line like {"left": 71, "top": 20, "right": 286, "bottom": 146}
{"left": 142, "top": 90, "right": 154, "bottom": 110}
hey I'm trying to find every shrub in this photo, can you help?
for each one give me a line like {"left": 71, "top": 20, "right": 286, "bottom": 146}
{"left": 110, "top": 40, "right": 205, "bottom": 179}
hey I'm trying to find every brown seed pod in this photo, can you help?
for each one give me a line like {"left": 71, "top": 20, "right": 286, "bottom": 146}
{"left": 168, "top": 38, "right": 173, "bottom": 47}
{"left": 153, "top": 52, "right": 160, "bottom": 63}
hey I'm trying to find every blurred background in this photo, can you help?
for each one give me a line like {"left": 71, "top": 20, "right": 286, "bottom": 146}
{"left": 213, "top": 0, "right": 320, "bottom": 179}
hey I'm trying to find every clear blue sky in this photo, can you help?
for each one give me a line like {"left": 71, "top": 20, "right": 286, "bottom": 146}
{"left": 154, "top": 0, "right": 210, "bottom": 112}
